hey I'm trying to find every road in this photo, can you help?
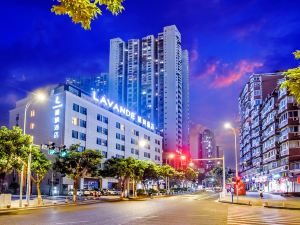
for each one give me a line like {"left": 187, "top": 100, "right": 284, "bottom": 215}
{"left": 0, "top": 192, "right": 299, "bottom": 225}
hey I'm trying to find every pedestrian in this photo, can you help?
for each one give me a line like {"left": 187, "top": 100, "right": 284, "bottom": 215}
{"left": 259, "top": 189, "right": 263, "bottom": 199}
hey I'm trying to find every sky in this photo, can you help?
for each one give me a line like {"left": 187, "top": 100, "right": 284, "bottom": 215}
{"left": 1, "top": 0, "right": 300, "bottom": 167}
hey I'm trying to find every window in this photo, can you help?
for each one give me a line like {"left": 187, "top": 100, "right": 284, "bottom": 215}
{"left": 103, "top": 128, "right": 108, "bottom": 135}
{"left": 131, "top": 148, "right": 135, "bottom": 154}
{"left": 80, "top": 119, "right": 86, "bottom": 128}
{"left": 135, "top": 149, "right": 139, "bottom": 155}
{"left": 116, "top": 122, "right": 121, "bottom": 129}
{"left": 102, "top": 151, "right": 108, "bottom": 158}
{"left": 96, "top": 138, "right": 102, "bottom": 145}
{"left": 132, "top": 130, "right": 139, "bottom": 136}
{"left": 116, "top": 154, "right": 124, "bottom": 159}
{"left": 144, "top": 134, "right": 150, "bottom": 141}
{"left": 116, "top": 133, "right": 121, "bottom": 139}
{"left": 80, "top": 106, "right": 87, "bottom": 115}
{"left": 79, "top": 132, "right": 86, "bottom": 141}
{"left": 144, "top": 152, "right": 150, "bottom": 158}
{"left": 29, "top": 123, "right": 35, "bottom": 129}
{"left": 97, "top": 114, "right": 102, "bottom": 121}
{"left": 78, "top": 146, "right": 85, "bottom": 152}
{"left": 72, "top": 130, "right": 78, "bottom": 139}
{"left": 116, "top": 143, "right": 121, "bottom": 150}
{"left": 103, "top": 116, "right": 108, "bottom": 124}
{"left": 30, "top": 110, "right": 35, "bottom": 117}
{"left": 73, "top": 103, "right": 79, "bottom": 112}
{"left": 121, "top": 145, "right": 125, "bottom": 151}
{"left": 97, "top": 126, "right": 102, "bottom": 133}
{"left": 72, "top": 117, "right": 79, "bottom": 126}
{"left": 102, "top": 140, "right": 108, "bottom": 146}
{"left": 121, "top": 135, "right": 125, "bottom": 141}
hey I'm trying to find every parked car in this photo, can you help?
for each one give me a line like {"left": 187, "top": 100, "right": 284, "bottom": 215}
{"left": 106, "top": 189, "right": 121, "bottom": 195}
{"left": 83, "top": 189, "right": 92, "bottom": 196}
{"left": 68, "top": 189, "right": 84, "bottom": 196}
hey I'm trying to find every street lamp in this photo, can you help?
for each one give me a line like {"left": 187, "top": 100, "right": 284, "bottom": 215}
{"left": 224, "top": 122, "right": 239, "bottom": 202}
{"left": 20, "top": 91, "right": 47, "bottom": 207}
{"left": 166, "top": 153, "right": 175, "bottom": 165}
{"left": 189, "top": 162, "right": 194, "bottom": 167}
{"left": 138, "top": 139, "right": 146, "bottom": 148}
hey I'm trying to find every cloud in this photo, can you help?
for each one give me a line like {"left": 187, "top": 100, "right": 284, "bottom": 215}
{"left": 192, "top": 59, "right": 263, "bottom": 88}
{"left": 0, "top": 93, "right": 19, "bottom": 106}
{"left": 210, "top": 60, "right": 263, "bottom": 88}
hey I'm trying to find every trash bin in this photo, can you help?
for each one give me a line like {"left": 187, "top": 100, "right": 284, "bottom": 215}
{"left": 0, "top": 194, "right": 12, "bottom": 208}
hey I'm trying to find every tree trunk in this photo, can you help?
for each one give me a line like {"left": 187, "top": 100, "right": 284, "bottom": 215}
{"left": 120, "top": 179, "right": 125, "bottom": 198}
{"left": 37, "top": 181, "right": 43, "bottom": 206}
{"left": 126, "top": 178, "right": 130, "bottom": 198}
{"left": 132, "top": 178, "right": 135, "bottom": 198}
{"left": 73, "top": 178, "right": 79, "bottom": 202}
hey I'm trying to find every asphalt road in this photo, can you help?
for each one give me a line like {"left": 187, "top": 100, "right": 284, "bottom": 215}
{"left": 0, "top": 192, "right": 299, "bottom": 225}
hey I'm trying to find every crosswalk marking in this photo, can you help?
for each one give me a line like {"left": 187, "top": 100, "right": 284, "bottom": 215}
{"left": 227, "top": 205, "right": 300, "bottom": 225}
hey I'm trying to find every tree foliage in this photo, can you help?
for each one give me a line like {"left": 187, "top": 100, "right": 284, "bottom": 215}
{"left": 281, "top": 50, "right": 300, "bottom": 103}
{"left": 0, "top": 126, "right": 31, "bottom": 173}
{"left": 184, "top": 167, "right": 198, "bottom": 182}
{"left": 53, "top": 144, "right": 102, "bottom": 201}
{"left": 51, "top": 0, "right": 125, "bottom": 30}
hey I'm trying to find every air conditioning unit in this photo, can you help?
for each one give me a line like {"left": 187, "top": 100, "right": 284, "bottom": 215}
{"left": 293, "top": 117, "right": 299, "bottom": 121}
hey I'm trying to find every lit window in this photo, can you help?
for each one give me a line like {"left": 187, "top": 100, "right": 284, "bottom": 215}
{"left": 29, "top": 123, "right": 35, "bottom": 129}
{"left": 30, "top": 110, "right": 35, "bottom": 117}
{"left": 72, "top": 117, "right": 78, "bottom": 125}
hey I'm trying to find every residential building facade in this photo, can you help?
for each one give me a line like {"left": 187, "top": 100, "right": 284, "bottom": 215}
{"left": 239, "top": 73, "right": 300, "bottom": 192}
{"left": 66, "top": 73, "right": 109, "bottom": 97}
{"left": 108, "top": 25, "right": 190, "bottom": 155}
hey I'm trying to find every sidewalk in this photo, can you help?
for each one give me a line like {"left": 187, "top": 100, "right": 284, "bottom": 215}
{"left": 219, "top": 192, "right": 300, "bottom": 209}
{"left": 0, "top": 195, "right": 121, "bottom": 213}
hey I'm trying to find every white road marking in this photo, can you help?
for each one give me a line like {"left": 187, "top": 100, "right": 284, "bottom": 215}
{"left": 55, "top": 221, "right": 89, "bottom": 224}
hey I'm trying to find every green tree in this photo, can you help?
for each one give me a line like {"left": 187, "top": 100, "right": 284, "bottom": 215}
{"left": 208, "top": 166, "right": 223, "bottom": 186}
{"left": 0, "top": 126, "right": 31, "bottom": 192}
{"left": 101, "top": 157, "right": 127, "bottom": 198}
{"left": 142, "top": 162, "right": 159, "bottom": 190}
{"left": 281, "top": 50, "right": 300, "bottom": 103}
{"left": 53, "top": 144, "right": 102, "bottom": 202}
{"left": 159, "top": 165, "right": 176, "bottom": 191}
{"left": 184, "top": 167, "right": 198, "bottom": 183}
{"left": 51, "top": 0, "right": 125, "bottom": 30}
{"left": 101, "top": 157, "right": 140, "bottom": 198}
{"left": 30, "top": 148, "right": 52, "bottom": 206}
{"left": 132, "top": 160, "right": 148, "bottom": 197}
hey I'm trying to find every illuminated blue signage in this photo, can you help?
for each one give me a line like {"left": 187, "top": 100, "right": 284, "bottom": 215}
{"left": 52, "top": 96, "right": 63, "bottom": 139}
{"left": 92, "top": 91, "right": 155, "bottom": 130}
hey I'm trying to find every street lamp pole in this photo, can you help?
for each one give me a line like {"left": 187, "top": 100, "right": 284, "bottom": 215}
{"left": 224, "top": 123, "right": 239, "bottom": 202}
{"left": 20, "top": 92, "right": 47, "bottom": 207}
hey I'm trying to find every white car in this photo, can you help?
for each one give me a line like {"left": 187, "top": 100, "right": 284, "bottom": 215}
{"left": 68, "top": 189, "right": 84, "bottom": 196}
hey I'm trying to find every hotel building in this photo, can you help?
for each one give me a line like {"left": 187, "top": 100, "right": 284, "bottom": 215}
{"left": 9, "top": 84, "right": 162, "bottom": 194}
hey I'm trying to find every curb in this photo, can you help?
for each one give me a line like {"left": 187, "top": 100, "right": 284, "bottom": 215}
{"left": 264, "top": 205, "right": 300, "bottom": 210}
{"left": 218, "top": 200, "right": 252, "bottom": 206}
{"left": 0, "top": 199, "right": 122, "bottom": 214}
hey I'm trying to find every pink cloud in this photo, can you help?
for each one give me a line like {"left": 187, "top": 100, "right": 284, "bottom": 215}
{"left": 210, "top": 60, "right": 263, "bottom": 88}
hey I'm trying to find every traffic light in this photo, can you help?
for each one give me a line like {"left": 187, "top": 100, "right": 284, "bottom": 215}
{"left": 59, "top": 145, "right": 68, "bottom": 157}
{"left": 48, "top": 142, "right": 56, "bottom": 155}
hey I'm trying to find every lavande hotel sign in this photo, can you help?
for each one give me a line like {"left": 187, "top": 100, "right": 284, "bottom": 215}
{"left": 92, "top": 91, "right": 155, "bottom": 130}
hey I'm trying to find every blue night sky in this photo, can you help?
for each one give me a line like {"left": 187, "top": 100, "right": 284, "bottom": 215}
{"left": 1, "top": 0, "right": 300, "bottom": 166}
